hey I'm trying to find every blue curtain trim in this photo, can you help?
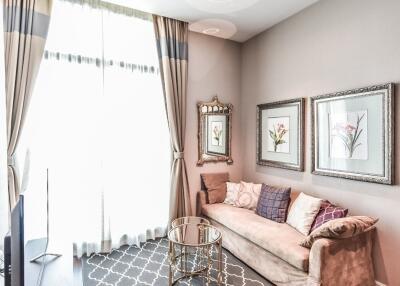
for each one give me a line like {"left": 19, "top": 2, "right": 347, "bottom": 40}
{"left": 156, "top": 38, "right": 188, "bottom": 61}
{"left": 4, "top": 7, "right": 50, "bottom": 39}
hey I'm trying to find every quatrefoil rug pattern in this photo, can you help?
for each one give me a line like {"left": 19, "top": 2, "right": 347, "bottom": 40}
{"left": 81, "top": 238, "right": 273, "bottom": 286}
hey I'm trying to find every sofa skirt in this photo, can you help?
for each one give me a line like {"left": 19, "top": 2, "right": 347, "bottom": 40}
{"left": 208, "top": 218, "right": 308, "bottom": 286}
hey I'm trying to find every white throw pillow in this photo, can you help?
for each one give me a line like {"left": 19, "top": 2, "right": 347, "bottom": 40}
{"left": 286, "top": 192, "right": 323, "bottom": 235}
{"left": 224, "top": 182, "right": 241, "bottom": 206}
{"left": 234, "top": 181, "right": 262, "bottom": 210}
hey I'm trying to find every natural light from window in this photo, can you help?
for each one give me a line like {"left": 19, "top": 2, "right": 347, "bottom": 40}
{"left": 18, "top": 0, "right": 170, "bottom": 257}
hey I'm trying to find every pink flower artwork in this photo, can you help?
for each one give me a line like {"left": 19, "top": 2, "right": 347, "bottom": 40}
{"left": 268, "top": 121, "right": 289, "bottom": 152}
{"left": 330, "top": 111, "right": 367, "bottom": 159}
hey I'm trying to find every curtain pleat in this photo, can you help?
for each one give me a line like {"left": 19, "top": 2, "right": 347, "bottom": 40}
{"left": 4, "top": 0, "right": 53, "bottom": 209}
{"left": 153, "top": 15, "right": 192, "bottom": 225}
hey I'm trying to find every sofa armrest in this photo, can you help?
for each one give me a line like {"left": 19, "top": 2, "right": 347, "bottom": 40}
{"left": 196, "top": 191, "right": 207, "bottom": 216}
{"left": 307, "top": 228, "right": 375, "bottom": 286}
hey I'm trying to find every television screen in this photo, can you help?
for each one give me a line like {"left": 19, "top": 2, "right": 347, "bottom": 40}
{"left": 10, "top": 170, "right": 50, "bottom": 286}
{"left": 11, "top": 195, "right": 24, "bottom": 286}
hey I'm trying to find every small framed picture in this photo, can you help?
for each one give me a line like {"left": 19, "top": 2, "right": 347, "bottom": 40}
{"left": 311, "top": 83, "right": 394, "bottom": 184}
{"left": 257, "top": 98, "right": 305, "bottom": 171}
{"left": 206, "top": 115, "right": 227, "bottom": 156}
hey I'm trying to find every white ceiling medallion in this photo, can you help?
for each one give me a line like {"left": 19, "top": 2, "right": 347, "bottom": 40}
{"left": 189, "top": 19, "right": 237, "bottom": 39}
{"left": 186, "top": 0, "right": 259, "bottom": 14}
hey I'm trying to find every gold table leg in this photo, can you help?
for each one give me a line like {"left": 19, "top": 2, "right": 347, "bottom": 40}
{"left": 168, "top": 240, "right": 173, "bottom": 286}
{"left": 168, "top": 238, "right": 222, "bottom": 285}
{"left": 217, "top": 238, "right": 223, "bottom": 285}
{"left": 207, "top": 244, "right": 211, "bottom": 285}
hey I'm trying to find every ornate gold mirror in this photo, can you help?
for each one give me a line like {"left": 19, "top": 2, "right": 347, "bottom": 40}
{"left": 197, "top": 96, "right": 233, "bottom": 166}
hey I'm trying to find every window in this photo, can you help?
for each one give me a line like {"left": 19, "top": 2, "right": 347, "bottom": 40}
{"left": 19, "top": 0, "right": 170, "bottom": 256}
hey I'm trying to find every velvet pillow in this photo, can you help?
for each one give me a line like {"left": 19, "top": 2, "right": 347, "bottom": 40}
{"left": 201, "top": 172, "right": 229, "bottom": 204}
{"left": 286, "top": 192, "right": 323, "bottom": 236}
{"left": 256, "top": 184, "right": 291, "bottom": 223}
{"left": 224, "top": 182, "right": 241, "bottom": 206}
{"left": 310, "top": 201, "right": 348, "bottom": 233}
{"left": 300, "top": 216, "right": 378, "bottom": 248}
{"left": 234, "top": 181, "right": 262, "bottom": 210}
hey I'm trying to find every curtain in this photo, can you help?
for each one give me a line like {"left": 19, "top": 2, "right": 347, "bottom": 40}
{"left": 18, "top": 0, "right": 170, "bottom": 257}
{"left": 0, "top": 1, "right": 9, "bottom": 252}
{"left": 4, "top": 0, "right": 53, "bottom": 210}
{"left": 153, "top": 16, "right": 192, "bottom": 224}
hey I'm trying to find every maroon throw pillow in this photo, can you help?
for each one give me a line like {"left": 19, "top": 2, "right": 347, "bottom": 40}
{"left": 310, "top": 201, "right": 348, "bottom": 233}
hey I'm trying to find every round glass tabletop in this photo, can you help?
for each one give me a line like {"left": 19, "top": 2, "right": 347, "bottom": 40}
{"left": 168, "top": 223, "right": 221, "bottom": 247}
{"left": 171, "top": 216, "right": 210, "bottom": 228}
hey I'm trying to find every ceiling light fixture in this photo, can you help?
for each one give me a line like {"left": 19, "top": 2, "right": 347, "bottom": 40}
{"left": 208, "top": 0, "right": 233, "bottom": 3}
{"left": 202, "top": 27, "right": 220, "bottom": 35}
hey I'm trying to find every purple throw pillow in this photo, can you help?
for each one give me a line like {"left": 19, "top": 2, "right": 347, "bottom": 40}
{"left": 256, "top": 184, "right": 291, "bottom": 223}
{"left": 310, "top": 202, "right": 348, "bottom": 233}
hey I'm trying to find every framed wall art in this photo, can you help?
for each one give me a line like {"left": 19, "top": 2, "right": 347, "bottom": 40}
{"left": 311, "top": 83, "right": 394, "bottom": 184}
{"left": 197, "top": 96, "right": 233, "bottom": 166}
{"left": 257, "top": 98, "right": 305, "bottom": 171}
{"left": 206, "top": 115, "right": 227, "bottom": 155}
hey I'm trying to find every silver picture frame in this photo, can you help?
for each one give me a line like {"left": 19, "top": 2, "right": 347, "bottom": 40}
{"left": 257, "top": 98, "right": 305, "bottom": 171}
{"left": 311, "top": 83, "right": 394, "bottom": 185}
{"left": 197, "top": 96, "right": 233, "bottom": 166}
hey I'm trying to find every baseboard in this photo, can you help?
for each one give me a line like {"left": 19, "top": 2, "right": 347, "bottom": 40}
{"left": 376, "top": 281, "right": 387, "bottom": 286}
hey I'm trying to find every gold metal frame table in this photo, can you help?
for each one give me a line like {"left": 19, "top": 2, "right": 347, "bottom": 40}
{"left": 168, "top": 222, "right": 222, "bottom": 285}
{"left": 171, "top": 216, "right": 210, "bottom": 228}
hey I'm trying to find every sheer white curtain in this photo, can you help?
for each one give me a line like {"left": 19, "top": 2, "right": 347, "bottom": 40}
{"left": 18, "top": 0, "right": 170, "bottom": 257}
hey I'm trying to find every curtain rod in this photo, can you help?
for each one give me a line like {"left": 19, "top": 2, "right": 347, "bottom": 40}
{"left": 59, "top": 0, "right": 153, "bottom": 21}
{"left": 44, "top": 50, "right": 160, "bottom": 75}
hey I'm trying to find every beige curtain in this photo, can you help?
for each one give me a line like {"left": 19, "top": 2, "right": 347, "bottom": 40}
{"left": 4, "top": 0, "right": 53, "bottom": 209}
{"left": 153, "top": 15, "right": 192, "bottom": 224}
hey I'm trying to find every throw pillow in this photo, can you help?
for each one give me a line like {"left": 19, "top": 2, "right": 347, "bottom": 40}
{"left": 234, "top": 181, "right": 262, "bottom": 210}
{"left": 224, "top": 182, "right": 241, "bottom": 206}
{"left": 255, "top": 184, "right": 291, "bottom": 223}
{"left": 200, "top": 172, "right": 229, "bottom": 204}
{"left": 286, "top": 192, "right": 323, "bottom": 235}
{"left": 300, "top": 216, "right": 378, "bottom": 248}
{"left": 310, "top": 201, "right": 348, "bottom": 233}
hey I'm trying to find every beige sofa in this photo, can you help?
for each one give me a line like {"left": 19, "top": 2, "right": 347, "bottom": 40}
{"left": 197, "top": 191, "right": 376, "bottom": 286}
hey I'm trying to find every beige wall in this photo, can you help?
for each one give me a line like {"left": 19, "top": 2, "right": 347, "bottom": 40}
{"left": 186, "top": 31, "right": 242, "bottom": 212}
{"left": 240, "top": 0, "right": 400, "bottom": 285}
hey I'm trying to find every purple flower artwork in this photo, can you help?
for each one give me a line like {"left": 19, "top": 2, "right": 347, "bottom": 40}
{"left": 267, "top": 117, "right": 290, "bottom": 153}
{"left": 330, "top": 111, "right": 368, "bottom": 160}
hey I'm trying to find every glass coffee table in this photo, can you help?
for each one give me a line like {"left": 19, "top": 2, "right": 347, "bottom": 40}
{"left": 171, "top": 216, "right": 210, "bottom": 228}
{"left": 168, "top": 222, "right": 222, "bottom": 285}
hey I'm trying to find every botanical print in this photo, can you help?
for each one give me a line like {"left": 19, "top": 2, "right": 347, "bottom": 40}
{"left": 329, "top": 111, "right": 368, "bottom": 160}
{"left": 211, "top": 121, "right": 223, "bottom": 146}
{"left": 267, "top": 117, "right": 290, "bottom": 153}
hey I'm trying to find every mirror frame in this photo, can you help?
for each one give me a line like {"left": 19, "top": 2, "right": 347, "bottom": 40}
{"left": 197, "top": 96, "right": 233, "bottom": 166}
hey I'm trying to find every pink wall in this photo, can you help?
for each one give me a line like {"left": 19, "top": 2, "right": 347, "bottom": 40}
{"left": 185, "top": 32, "right": 242, "bottom": 212}
{"left": 185, "top": 1, "right": 400, "bottom": 284}
{"left": 240, "top": 0, "right": 400, "bottom": 285}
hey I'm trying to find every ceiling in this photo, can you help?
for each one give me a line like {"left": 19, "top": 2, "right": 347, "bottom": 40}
{"left": 107, "top": 0, "right": 319, "bottom": 42}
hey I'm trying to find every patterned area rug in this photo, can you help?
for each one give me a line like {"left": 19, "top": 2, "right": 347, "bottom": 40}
{"left": 82, "top": 238, "right": 273, "bottom": 286}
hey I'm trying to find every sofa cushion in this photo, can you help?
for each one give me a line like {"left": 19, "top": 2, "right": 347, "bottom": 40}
{"left": 202, "top": 203, "right": 310, "bottom": 272}
{"left": 201, "top": 172, "right": 229, "bottom": 204}
{"left": 300, "top": 216, "right": 378, "bottom": 248}
{"left": 287, "top": 192, "right": 323, "bottom": 235}
{"left": 256, "top": 184, "right": 291, "bottom": 223}
{"left": 224, "top": 182, "right": 241, "bottom": 206}
{"left": 235, "top": 181, "right": 262, "bottom": 210}
{"left": 310, "top": 201, "right": 348, "bottom": 233}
